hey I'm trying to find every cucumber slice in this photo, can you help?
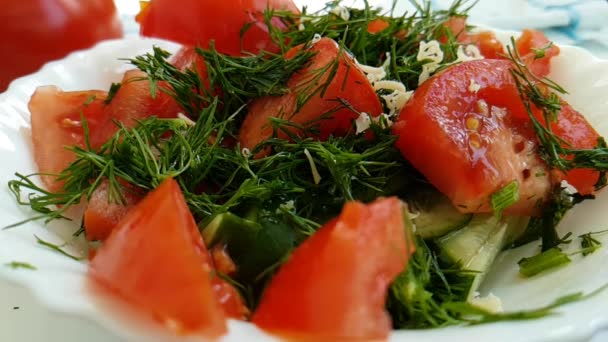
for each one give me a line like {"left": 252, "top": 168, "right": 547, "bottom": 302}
{"left": 436, "top": 214, "right": 501, "bottom": 265}
{"left": 436, "top": 214, "right": 529, "bottom": 300}
{"left": 409, "top": 190, "right": 472, "bottom": 239}
{"left": 201, "top": 212, "right": 296, "bottom": 282}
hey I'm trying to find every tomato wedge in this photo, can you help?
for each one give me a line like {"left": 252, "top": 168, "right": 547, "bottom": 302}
{"left": 515, "top": 29, "right": 560, "bottom": 78}
{"left": 83, "top": 180, "right": 143, "bottom": 241}
{"left": 393, "top": 59, "right": 600, "bottom": 215}
{"left": 90, "top": 178, "right": 247, "bottom": 336}
{"left": 29, "top": 87, "right": 108, "bottom": 192}
{"left": 252, "top": 197, "right": 413, "bottom": 340}
{"left": 137, "top": 0, "right": 299, "bottom": 56}
{"left": 30, "top": 70, "right": 183, "bottom": 191}
{"left": 239, "top": 37, "right": 382, "bottom": 153}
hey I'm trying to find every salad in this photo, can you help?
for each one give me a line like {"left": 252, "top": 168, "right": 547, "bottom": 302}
{"left": 6, "top": 0, "right": 608, "bottom": 340}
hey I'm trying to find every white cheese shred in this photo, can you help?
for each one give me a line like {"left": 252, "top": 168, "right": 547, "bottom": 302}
{"left": 304, "top": 148, "right": 322, "bottom": 185}
{"left": 330, "top": 6, "right": 350, "bottom": 21}
{"left": 241, "top": 147, "right": 252, "bottom": 159}
{"left": 311, "top": 33, "right": 323, "bottom": 45}
{"left": 469, "top": 293, "right": 504, "bottom": 314}
{"left": 417, "top": 40, "right": 444, "bottom": 85}
{"left": 355, "top": 112, "right": 372, "bottom": 134}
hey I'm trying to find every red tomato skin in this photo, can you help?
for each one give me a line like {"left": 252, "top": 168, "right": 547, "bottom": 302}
{"left": 29, "top": 87, "right": 108, "bottom": 192}
{"left": 516, "top": 29, "right": 560, "bottom": 78}
{"left": 89, "top": 178, "right": 227, "bottom": 336}
{"left": 367, "top": 19, "right": 390, "bottom": 34}
{"left": 546, "top": 102, "right": 600, "bottom": 195}
{"left": 91, "top": 70, "right": 184, "bottom": 146}
{"left": 239, "top": 38, "right": 383, "bottom": 153}
{"left": 466, "top": 31, "right": 505, "bottom": 59}
{"left": 252, "top": 197, "right": 413, "bottom": 340}
{"left": 84, "top": 180, "right": 143, "bottom": 241}
{"left": 393, "top": 59, "right": 599, "bottom": 214}
{"left": 1, "top": 0, "right": 122, "bottom": 91}
{"left": 137, "top": 0, "right": 299, "bottom": 55}
{"left": 441, "top": 17, "right": 505, "bottom": 59}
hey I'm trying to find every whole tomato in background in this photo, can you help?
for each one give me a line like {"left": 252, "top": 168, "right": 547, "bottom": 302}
{"left": 0, "top": 0, "right": 123, "bottom": 92}
{"left": 136, "top": 0, "right": 299, "bottom": 55}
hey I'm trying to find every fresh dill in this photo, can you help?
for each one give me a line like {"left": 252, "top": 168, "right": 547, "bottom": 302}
{"left": 5, "top": 261, "right": 37, "bottom": 271}
{"left": 579, "top": 229, "right": 608, "bottom": 256}
{"left": 278, "top": 0, "right": 476, "bottom": 89}
{"left": 34, "top": 235, "right": 84, "bottom": 261}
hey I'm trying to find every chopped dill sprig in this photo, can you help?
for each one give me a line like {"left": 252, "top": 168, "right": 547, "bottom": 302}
{"left": 579, "top": 229, "right": 608, "bottom": 256}
{"left": 278, "top": 0, "right": 476, "bottom": 89}
{"left": 128, "top": 44, "right": 314, "bottom": 120}
{"left": 34, "top": 235, "right": 83, "bottom": 261}
{"left": 5, "top": 261, "right": 37, "bottom": 270}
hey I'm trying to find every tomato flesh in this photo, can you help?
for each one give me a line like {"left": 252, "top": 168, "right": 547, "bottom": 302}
{"left": 29, "top": 87, "right": 108, "bottom": 192}
{"left": 84, "top": 180, "right": 143, "bottom": 241}
{"left": 239, "top": 37, "right": 382, "bottom": 153}
{"left": 393, "top": 59, "right": 599, "bottom": 215}
{"left": 90, "top": 179, "right": 227, "bottom": 336}
{"left": 137, "top": 0, "right": 299, "bottom": 55}
{"left": 516, "top": 29, "right": 560, "bottom": 78}
{"left": 252, "top": 197, "right": 413, "bottom": 340}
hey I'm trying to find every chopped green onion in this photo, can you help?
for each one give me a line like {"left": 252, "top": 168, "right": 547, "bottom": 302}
{"left": 491, "top": 181, "right": 519, "bottom": 218}
{"left": 518, "top": 248, "right": 571, "bottom": 277}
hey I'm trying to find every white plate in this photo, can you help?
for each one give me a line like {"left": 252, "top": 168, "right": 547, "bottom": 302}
{"left": 0, "top": 30, "right": 608, "bottom": 342}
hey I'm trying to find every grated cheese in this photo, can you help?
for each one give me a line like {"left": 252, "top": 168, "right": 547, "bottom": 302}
{"left": 330, "top": 6, "right": 350, "bottom": 21}
{"left": 311, "top": 33, "right": 322, "bottom": 45}
{"left": 381, "top": 90, "right": 413, "bottom": 116}
{"left": 469, "top": 293, "right": 504, "bottom": 313}
{"left": 417, "top": 40, "right": 444, "bottom": 85}
{"left": 355, "top": 112, "right": 372, "bottom": 134}
{"left": 357, "top": 52, "right": 391, "bottom": 84}
{"left": 241, "top": 147, "right": 252, "bottom": 159}
{"left": 454, "top": 44, "right": 484, "bottom": 64}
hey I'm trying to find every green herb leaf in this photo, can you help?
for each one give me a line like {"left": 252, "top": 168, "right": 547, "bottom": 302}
{"left": 5, "top": 261, "right": 37, "bottom": 270}
{"left": 445, "top": 283, "right": 608, "bottom": 324}
{"left": 578, "top": 229, "right": 608, "bottom": 256}
{"left": 34, "top": 235, "right": 84, "bottom": 261}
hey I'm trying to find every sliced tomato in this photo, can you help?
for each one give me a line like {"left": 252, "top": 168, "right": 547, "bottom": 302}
{"left": 30, "top": 70, "right": 183, "bottom": 191}
{"left": 515, "top": 29, "right": 560, "bottom": 78}
{"left": 441, "top": 16, "right": 505, "bottom": 59}
{"left": 239, "top": 37, "right": 382, "bottom": 153}
{"left": 1, "top": 0, "right": 122, "bottom": 91}
{"left": 137, "top": 0, "right": 299, "bottom": 56}
{"left": 29, "top": 87, "right": 108, "bottom": 192}
{"left": 90, "top": 70, "right": 184, "bottom": 145}
{"left": 90, "top": 178, "right": 247, "bottom": 335}
{"left": 252, "top": 197, "right": 413, "bottom": 340}
{"left": 465, "top": 31, "right": 505, "bottom": 59}
{"left": 367, "top": 18, "right": 390, "bottom": 34}
{"left": 393, "top": 59, "right": 599, "bottom": 215}
{"left": 83, "top": 180, "right": 143, "bottom": 241}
